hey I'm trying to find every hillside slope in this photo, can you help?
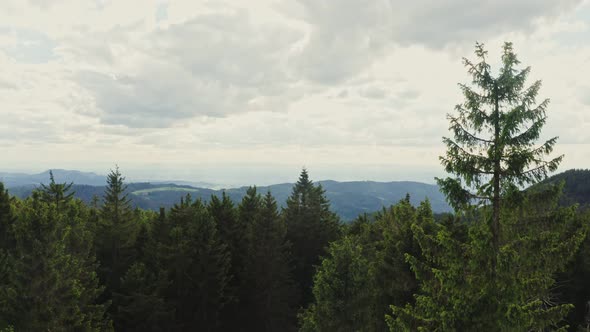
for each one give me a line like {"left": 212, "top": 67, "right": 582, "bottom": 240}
{"left": 5, "top": 178, "right": 451, "bottom": 220}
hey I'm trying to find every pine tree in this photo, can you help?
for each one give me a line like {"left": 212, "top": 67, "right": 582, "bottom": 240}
{"left": 7, "top": 189, "right": 110, "bottom": 330}
{"left": 159, "top": 195, "right": 231, "bottom": 331}
{"left": 284, "top": 169, "right": 341, "bottom": 306}
{"left": 390, "top": 42, "right": 585, "bottom": 331}
{"left": 436, "top": 41, "right": 563, "bottom": 272}
{"left": 0, "top": 183, "right": 17, "bottom": 330}
{"left": 96, "top": 166, "right": 137, "bottom": 327}
{"left": 114, "top": 222, "right": 173, "bottom": 331}
{"left": 38, "top": 170, "right": 74, "bottom": 212}
{"left": 300, "top": 236, "right": 371, "bottom": 332}
{"left": 208, "top": 191, "right": 245, "bottom": 331}
{"left": 242, "top": 190, "right": 298, "bottom": 331}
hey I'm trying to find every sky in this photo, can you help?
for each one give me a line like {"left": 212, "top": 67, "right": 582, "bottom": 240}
{"left": 1, "top": 0, "right": 589, "bottom": 186}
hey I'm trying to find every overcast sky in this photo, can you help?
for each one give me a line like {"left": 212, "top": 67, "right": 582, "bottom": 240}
{"left": 1, "top": 0, "right": 589, "bottom": 185}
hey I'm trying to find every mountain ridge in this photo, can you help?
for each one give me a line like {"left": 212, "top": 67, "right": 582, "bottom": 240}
{"left": 2, "top": 169, "right": 451, "bottom": 220}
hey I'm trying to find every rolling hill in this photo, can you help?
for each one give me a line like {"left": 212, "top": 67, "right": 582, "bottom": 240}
{"left": 3, "top": 170, "right": 452, "bottom": 220}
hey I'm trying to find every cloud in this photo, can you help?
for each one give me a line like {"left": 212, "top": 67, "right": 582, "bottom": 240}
{"left": 1, "top": 0, "right": 589, "bottom": 182}
{"left": 293, "top": 0, "right": 584, "bottom": 83}
{"left": 70, "top": 9, "right": 304, "bottom": 128}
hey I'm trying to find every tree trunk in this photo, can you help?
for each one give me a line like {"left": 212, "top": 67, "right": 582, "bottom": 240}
{"left": 492, "top": 84, "right": 501, "bottom": 277}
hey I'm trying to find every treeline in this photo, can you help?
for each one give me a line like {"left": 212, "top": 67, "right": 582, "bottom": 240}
{"left": 0, "top": 168, "right": 341, "bottom": 331}
{"left": 1, "top": 168, "right": 589, "bottom": 331}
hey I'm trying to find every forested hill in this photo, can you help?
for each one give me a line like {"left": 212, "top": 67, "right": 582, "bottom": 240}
{"left": 539, "top": 169, "right": 590, "bottom": 208}
{"left": 4, "top": 171, "right": 452, "bottom": 220}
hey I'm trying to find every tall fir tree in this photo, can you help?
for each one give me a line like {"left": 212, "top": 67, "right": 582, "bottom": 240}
{"left": 208, "top": 191, "right": 246, "bottom": 331}
{"left": 390, "top": 42, "right": 585, "bottom": 331}
{"left": 0, "top": 183, "right": 17, "bottom": 330}
{"left": 114, "top": 221, "right": 173, "bottom": 332}
{"left": 436, "top": 41, "right": 563, "bottom": 272}
{"left": 96, "top": 166, "right": 137, "bottom": 327}
{"left": 284, "top": 169, "right": 341, "bottom": 307}
{"left": 241, "top": 190, "right": 298, "bottom": 332}
{"left": 159, "top": 195, "right": 231, "bottom": 331}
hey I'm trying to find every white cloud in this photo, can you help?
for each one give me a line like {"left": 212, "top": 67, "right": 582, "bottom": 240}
{"left": 0, "top": 0, "right": 589, "bottom": 182}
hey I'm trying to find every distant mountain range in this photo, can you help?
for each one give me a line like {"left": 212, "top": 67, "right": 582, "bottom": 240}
{"left": 5, "top": 168, "right": 590, "bottom": 220}
{"left": 2, "top": 169, "right": 452, "bottom": 220}
{"left": 0, "top": 169, "right": 107, "bottom": 187}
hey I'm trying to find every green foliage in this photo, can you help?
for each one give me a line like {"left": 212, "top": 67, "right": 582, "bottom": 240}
{"left": 301, "top": 197, "right": 436, "bottom": 331}
{"left": 300, "top": 236, "right": 371, "bottom": 332}
{"left": 114, "top": 262, "right": 172, "bottom": 332}
{"left": 389, "top": 187, "right": 586, "bottom": 331}
{"left": 285, "top": 169, "right": 342, "bottom": 306}
{"left": 0, "top": 183, "right": 17, "bottom": 330}
{"left": 382, "top": 42, "right": 581, "bottom": 331}
{"left": 242, "top": 190, "right": 298, "bottom": 331}
{"left": 437, "top": 42, "right": 562, "bottom": 211}
{"left": 96, "top": 166, "right": 138, "bottom": 327}
{"left": 208, "top": 191, "right": 245, "bottom": 331}
{"left": 38, "top": 170, "right": 75, "bottom": 211}
{"left": 158, "top": 195, "right": 231, "bottom": 331}
{"left": 3, "top": 158, "right": 590, "bottom": 332}
{"left": 2, "top": 184, "right": 110, "bottom": 330}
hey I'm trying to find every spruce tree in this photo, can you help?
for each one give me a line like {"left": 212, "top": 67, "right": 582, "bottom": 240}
{"left": 39, "top": 170, "right": 75, "bottom": 212}
{"left": 7, "top": 188, "right": 110, "bottom": 330}
{"left": 390, "top": 42, "right": 585, "bottom": 331}
{"left": 114, "top": 222, "right": 172, "bottom": 331}
{"left": 436, "top": 41, "right": 563, "bottom": 271}
{"left": 159, "top": 195, "right": 231, "bottom": 331}
{"left": 300, "top": 236, "right": 371, "bottom": 332}
{"left": 284, "top": 169, "right": 341, "bottom": 306}
{"left": 208, "top": 191, "right": 245, "bottom": 331}
{"left": 242, "top": 190, "right": 298, "bottom": 331}
{"left": 0, "top": 183, "right": 17, "bottom": 330}
{"left": 96, "top": 166, "right": 137, "bottom": 326}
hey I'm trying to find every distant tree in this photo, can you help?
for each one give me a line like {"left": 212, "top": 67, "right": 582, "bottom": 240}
{"left": 284, "top": 169, "right": 342, "bottom": 306}
{"left": 38, "top": 170, "right": 74, "bottom": 211}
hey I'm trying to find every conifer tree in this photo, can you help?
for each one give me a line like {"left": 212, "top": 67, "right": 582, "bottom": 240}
{"left": 208, "top": 191, "right": 245, "bottom": 331}
{"left": 0, "top": 183, "right": 17, "bottom": 330}
{"left": 159, "top": 195, "right": 231, "bottom": 331}
{"left": 242, "top": 190, "right": 298, "bottom": 331}
{"left": 96, "top": 166, "right": 137, "bottom": 325}
{"left": 284, "top": 169, "right": 341, "bottom": 306}
{"left": 436, "top": 41, "right": 563, "bottom": 270}
{"left": 390, "top": 42, "right": 584, "bottom": 331}
{"left": 39, "top": 170, "right": 74, "bottom": 212}
{"left": 300, "top": 236, "right": 371, "bottom": 332}
{"left": 6, "top": 187, "right": 110, "bottom": 330}
{"left": 114, "top": 222, "right": 172, "bottom": 331}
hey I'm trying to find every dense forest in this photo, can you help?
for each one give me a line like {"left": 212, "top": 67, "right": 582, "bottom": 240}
{"left": 2, "top": 42, "right": 590, "bottom": 331}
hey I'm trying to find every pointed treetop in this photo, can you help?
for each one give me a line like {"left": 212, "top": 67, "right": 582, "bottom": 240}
{"left": 39, "top": 169, "right": 75, "bottom": 209}
{"left": 298, "top": 168, "right": 312, "bottom": 186}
